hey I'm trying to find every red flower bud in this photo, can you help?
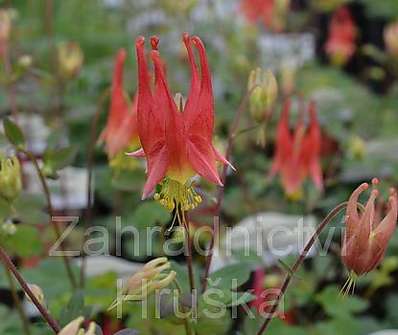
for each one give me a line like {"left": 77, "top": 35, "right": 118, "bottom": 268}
{"left": 342, "top": 179, "right": 398, "bottom": 276}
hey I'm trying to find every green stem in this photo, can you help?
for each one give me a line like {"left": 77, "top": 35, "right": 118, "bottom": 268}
{"left": 20, "top": 149, "right": 77, "bottom": 289}
{"left": 5, "top": 267, "right": 31, "bottom": 335}
{"left": 201, "top": 88, "right": 254, "bottom": 292}
{"left": 79, "top": 89, "right": 109, "bottom": 288}
{"left": 180, "top": 210, "right": 195, "bottom": 292}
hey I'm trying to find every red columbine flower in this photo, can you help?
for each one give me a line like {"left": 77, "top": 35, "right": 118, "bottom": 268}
{"left": 270, "top": 100, "right": 323, "bottom": 199}
{"left": 100, "top": 49, "right": 139, "bottom": 160}
{"left": 130, "top": 34, "right": 231, "bottom": 211}
{"left": 239, "top": 0, "right": 289, "bottom": 32}
{"left": 301, "top": 102, "right": 323, "bottom": 191}
{"left": 325, "top": 6, "right": 357, "bottom": 66}
{"left": 342, "top": 179, "right": 398, "bottom": 282}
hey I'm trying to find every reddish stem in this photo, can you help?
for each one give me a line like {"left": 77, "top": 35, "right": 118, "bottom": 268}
{"left": 255, "top": 202, "right": 347, "bottom": 335}
{"left": 0, "top": 246, "right": 60, "bottom": 333}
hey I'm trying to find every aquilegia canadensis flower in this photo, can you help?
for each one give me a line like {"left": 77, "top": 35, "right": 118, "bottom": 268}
{"left": 240, "top": 0, "right": 290, "bottom": 32}
{"left": 341, "top": 178, "right": 397, "bottom": 294}
{"left": 325, "top": 6, "right": 357, "bottom": 66}
{"left": 270, "top": 100, "right": 323, "bottom": 199}
{"left": 129, "top": 34, "right": 232, "bottom": 211}
{"left": 100, "top": 49, "right": 140, "bottom": 161}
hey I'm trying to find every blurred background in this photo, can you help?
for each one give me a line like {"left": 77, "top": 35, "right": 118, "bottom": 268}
{"left": 1, "top": 0, "right": 398, "bottom": 334}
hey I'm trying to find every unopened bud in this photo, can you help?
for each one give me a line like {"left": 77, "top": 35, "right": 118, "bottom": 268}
{"left": 0, "top": 156, "right": 22, "bottom": 202}
{"left": 248, "top": 68, "right": 278, "bottom": 123}
{"left": 384, "top": 21, "right": 398, "bottom": 58}
{"left": 26, "top": 284, "right": 45, "bottom": 305}
{"left": 109, "top": 257, "right": 176, "bottom": 310}
{"left": 348, "top": 135, "right": 366, "bottom": 160}
{"left": 18, "top": 54, "right": 32, "bottom": 68}
{"left": 0, "top": 9, "right": 12, "bottom": 43}
{"left": 281, "top": 63, "right": 296, "bottom": 96}
{"left": 57, "top": 42, "right": 84, "bottom": 79}
{"left": 1, "top": 220, "right": 17, "bottom": 235}
{"left": 58, "top": 316, "right": 84, "bottom": 335}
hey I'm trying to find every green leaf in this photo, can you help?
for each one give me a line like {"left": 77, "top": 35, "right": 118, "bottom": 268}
{"left": 208, "top": 262, "right": 252, "bottom": 290}
{"left": 129, "top": 202, "right": 169, "bottom": 228}
{"left": 315, "top": 285, "right": 368, "bottom": 319}
{"left": 2, "top": 224, "right": 43, "bottom": 257}
{"left": 3, "top": 118, "right": 25, "bottom": 148}
{"left": 13, "top": 193, "right": 48, "bottom": 225}
{"left": 42, "top": 146, "right": 77, "bottom": 177}
{"left": 59, "top": 290, "right": 86, "bottom": 327}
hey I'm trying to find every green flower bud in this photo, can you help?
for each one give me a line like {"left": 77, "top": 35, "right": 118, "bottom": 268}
{"left": 248, "top": 68, "right": 278, "bottom": 123}
{"left": 0, "top": 156, "right": 22, "bottom": 202}
{"left": 57, "top": 42, "right": 84, "bottom": 80}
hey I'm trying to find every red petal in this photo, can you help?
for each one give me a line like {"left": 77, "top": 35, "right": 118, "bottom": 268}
{"left": 188, "top": 135, "right": 222, "bottom": 186}
{"left": 186, "top": 36, "right": 214, "bottom": 141}
{"left": 142, "top": 147, "right": 169, "bottom": 199}
{"left": 150, "top": 50, "right": 188, "bottom": 176}
{"left": 183, "top": 33, "right": 201, "bottom": 121}
{"left": 135, "top": 37, "right": 165, "bottom": 157}
{"left": 269, "top": 100, "right": 293, "bottom": 177}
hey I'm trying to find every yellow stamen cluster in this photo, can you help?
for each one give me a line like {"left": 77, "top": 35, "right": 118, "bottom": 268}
{"left": 154, "top": 178, "right": 202, "bottom": 212}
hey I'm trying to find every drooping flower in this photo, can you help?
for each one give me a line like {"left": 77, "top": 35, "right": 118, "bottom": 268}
{"left": 384, "top": 21, "right": 398, "bottom": 58}
{"left": 341, "top": 179, "right": 397, "bottom": 282}
{"left": 130, "top": 34, "right": 232, "bottom": 211}
{"left": 325, "top": 6, "right": 357, "bottom": 66}
{"left": 269, "top": 100, "right": 323, "bottom": 199}
{"left": 240, "top": 0, "right": 290, "bottom": 32}
{"left": 100, "top": 49, "right": 140, "bottom": 161}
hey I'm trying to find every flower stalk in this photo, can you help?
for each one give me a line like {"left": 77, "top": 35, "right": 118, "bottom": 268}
{"left": 5, "top": 267, "right": 31, "bottom": 335}
{"left": 201, "top": 87, "right": 254, "bottom": 292}
{"left": 0, "top": 245, "right": 60, "bottom": 333}
{"left": 20, "top": 149, "right": 77, "bottom": 289}
{"left": 255, "top": 202, "right": 348, "bottom": 335}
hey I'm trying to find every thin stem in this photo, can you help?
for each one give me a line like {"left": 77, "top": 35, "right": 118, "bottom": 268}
{"left": 5, "top": 267, "right": 31, "bottom": 335}
{"left": 255, "top": 202, "right": 348, "bottom": 335}
{"left": 180, "top": 210, "right": 195, "bottom": 292}
{"left": 173, "top": 280, "right": 193, "bottom": 335}
{"left": 201, "top": 89, "right": 253, "bottom": 292}
{"left": 0, "top": 246, "right": 60, "bottom": 333}
{"left": 20, "top": 149, "right": 77, "bottom": 289}
{"left": 79, "top": 89, "right": 109, "bottom": 288}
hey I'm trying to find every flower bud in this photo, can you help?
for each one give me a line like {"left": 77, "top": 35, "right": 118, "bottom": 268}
{"left": 281, "top": 63, "right": 296, "bottom": 96}
{"left": 1, "top": 220, "right": 17, "bottom": 235}
{"left": 0, "top": 156, "right": 22, "bottom": 202}
{"left": 248, "top": 68, "right": 278, "bottom": 123}
{"left": 384, "top": 21, "right": 398, "bottom": 58}
{"left": 57, "top": 42, "right": 84, "bottom": 79}
{"left": 25, "top": 284, "right": 45, "bottom": 305}
{"left": 18, "top": 54, "right": 32, "bottom": 68}
{"left": 57, "top": 317, "right": 97, "bottom": 335}
{"left": 109, "top": 257, "right": 177, "bottom": 310}
{"left": 348, "top": 135, "right": 366, "bottom": 160}
{"left": 342, "top": 179, "right": 398, "bottom": 277}
{"left": 58, "top": 317, "right": 84, "bottom": 335}
{"left": 0, "top": 9, "right": 12, "bottom": 57}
